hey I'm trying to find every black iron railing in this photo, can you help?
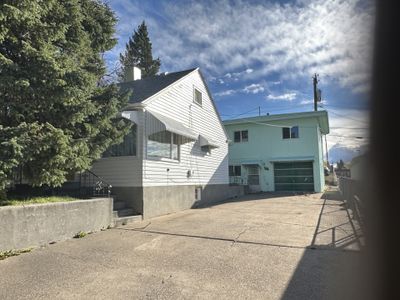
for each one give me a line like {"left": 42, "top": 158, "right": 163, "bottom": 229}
{"left": 79, "top": 170, "right": 112, "bottom": 198}
{"left": 338, "top": 177, "right": 363, "bottom": 226}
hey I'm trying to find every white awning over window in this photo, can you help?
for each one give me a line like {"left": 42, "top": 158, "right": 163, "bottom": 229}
{"left": 199, "top": 135, "right": 219, "bottom": 149}
{"left": 241, "top": 160, "right": 262, "bottom": 166}
{"left": 269, "top": 156, "right": 315, "bottom": 162}
{"left": 146, "top": 110, "right": 198, "bottom": 142}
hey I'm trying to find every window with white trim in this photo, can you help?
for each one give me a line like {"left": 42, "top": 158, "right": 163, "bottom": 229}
{"left": 194, "top": 88, "right": 202, "bottom": 106}
{"left": 282, "top": 126, "right": 299, "bottom": 139}
{"left": 229, "top": 165, "right": 241, "bottom": 176}
{"left": 233, "top": 130, "right": 248, "bottom": 143}
{"left": 147, "top": 131, "right": 180, "bottom": 160}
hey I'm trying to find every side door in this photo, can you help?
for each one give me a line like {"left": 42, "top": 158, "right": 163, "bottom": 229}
{"left": 247, "top": 165, "right": 261, "bottom": 193}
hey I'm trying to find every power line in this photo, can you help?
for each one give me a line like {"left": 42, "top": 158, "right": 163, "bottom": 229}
{"left": 319, "top": 107, "right": 369, "bottom": 125}
{"left": 220, "top": 107, "right": 259, "bottom": 118}
{"left": 221, "top": 103, "right": 314, "bottom": 118}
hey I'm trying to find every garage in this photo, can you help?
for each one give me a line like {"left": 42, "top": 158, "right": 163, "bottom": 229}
{"left": 274, "top": 161, "right": 314, "bottom": 192}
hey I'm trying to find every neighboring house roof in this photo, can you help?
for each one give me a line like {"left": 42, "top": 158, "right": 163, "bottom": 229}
{"left": 119, "top": 68, "right": 197, "bottom": 104}
{"left": 222, "top": 111, "right": 330, "bottom": 134}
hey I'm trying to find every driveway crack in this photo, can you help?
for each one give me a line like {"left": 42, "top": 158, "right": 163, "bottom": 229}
{"left": 231, "top": 226, "right": 252, "bottom": 246}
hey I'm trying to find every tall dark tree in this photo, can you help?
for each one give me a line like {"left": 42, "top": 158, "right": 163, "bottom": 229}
{"left": 337, "top": 159, "right": 345, "bottom": 169}
{"left": 119, "top": 21, "right": 161, "bottom": 79}
{"left": 0, "top": 0, "right": 131, "bottom": 195}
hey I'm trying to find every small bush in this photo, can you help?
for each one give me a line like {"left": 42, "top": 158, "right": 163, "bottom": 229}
{"left": 74, "top": 231, "right": 87, "bottom": 238}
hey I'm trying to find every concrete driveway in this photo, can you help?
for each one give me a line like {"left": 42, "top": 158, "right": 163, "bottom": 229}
{"left": 0, "top": 189, "right": 365, "bottom": 300}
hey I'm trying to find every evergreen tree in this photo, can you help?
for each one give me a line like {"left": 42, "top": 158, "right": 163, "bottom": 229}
{"left": 337, "top": 159, "right": 345, "bottom": 169}
{"left": 0, "top": 0, "right": 131, "bottom": 195}
{"left": 119, "top": 21, "right": 161, "bottom": 79}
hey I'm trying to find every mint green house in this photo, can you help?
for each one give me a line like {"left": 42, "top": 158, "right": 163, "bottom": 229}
{"left": 223, "top": 111, "right": 329, "bottom": 193}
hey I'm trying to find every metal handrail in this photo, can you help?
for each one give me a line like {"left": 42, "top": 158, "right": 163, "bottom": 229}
{"left": 80, "top": 170, "right": 112, "bottom": 198}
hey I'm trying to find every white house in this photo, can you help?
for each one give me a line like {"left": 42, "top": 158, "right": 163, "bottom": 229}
{"left": 90, "top": 67, "right": 243, "bottom": 219}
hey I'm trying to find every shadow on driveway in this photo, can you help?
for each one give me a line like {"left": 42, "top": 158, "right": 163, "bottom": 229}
{"left": 281, "top": 189, "right": 366, "bottom": 300}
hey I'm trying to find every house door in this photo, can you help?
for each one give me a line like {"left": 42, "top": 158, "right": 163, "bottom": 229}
{"left": 247, "top": 165, "right": 261, "bottom": 193}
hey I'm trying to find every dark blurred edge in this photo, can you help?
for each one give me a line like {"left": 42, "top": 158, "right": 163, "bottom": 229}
{"left": 369, "top": 1, "right": 400, "bottom": 299}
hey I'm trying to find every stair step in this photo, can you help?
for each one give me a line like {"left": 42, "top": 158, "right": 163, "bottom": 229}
{"left": 113, "top": 215, "right": 142, "bottom": 227}
{"left": 113, "top": 201, "right": 127, "bottom": 210}
{"left": 113, "top": 208, "right": 135, "bottom": 218}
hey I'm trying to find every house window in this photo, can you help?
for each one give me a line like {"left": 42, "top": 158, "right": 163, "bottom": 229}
{"left": 229, "top": 165, "right": 241, "bottom": 176}
{"left": 282, "top": 126, "right": 299, "bottom": 139}
{"left": 102, "top": 125, "right": 137, "bottom": 157}
{"left": 233, "top": 130, "right": 248, "bottom": 143}
{"left": 195, "top": 187, "right": 202, "bottom": 201}
{"left": 194, "top": 88, "right": 202, "bottom": 106}
{"left": 147, "top": 131, "right": 180, "bottom": 160}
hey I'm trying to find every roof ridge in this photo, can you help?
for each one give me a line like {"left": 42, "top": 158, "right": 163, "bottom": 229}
{"left": 119, "top": 67, "right": 198, "bottom": 104}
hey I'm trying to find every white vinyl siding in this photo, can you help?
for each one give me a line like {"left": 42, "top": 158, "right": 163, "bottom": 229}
{"left": 90, "top": 112, "right": 144, "bottom": 187}
{"left": 90, "top": 156, "right": 142, "bottom": 187}
{"left": 142, "top": 70, "right": 228, "bottom": 186}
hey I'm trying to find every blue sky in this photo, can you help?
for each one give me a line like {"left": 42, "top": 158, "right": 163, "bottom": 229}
{"left": 104, "top": 0, "right": 374, "bottom": 162}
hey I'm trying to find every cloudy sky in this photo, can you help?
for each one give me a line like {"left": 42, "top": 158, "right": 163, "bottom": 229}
{"left": 104, "top": 0, "right": 375, "bottom": 162}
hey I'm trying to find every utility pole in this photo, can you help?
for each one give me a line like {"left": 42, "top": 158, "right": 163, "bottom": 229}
{"left": 313, "top": 73, "right": 319, "bottom": 111}
{"left": 325, "top": 134, "right": 329, "bottom": 167}
{"left": 258, "top": 106, "right": 261, "bottom": 116}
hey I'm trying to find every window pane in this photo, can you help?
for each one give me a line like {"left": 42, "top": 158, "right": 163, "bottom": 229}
{"left": 147, "top": 131, "right": 171, "bottom": 158}
{"left": 172, "top": 134, "right": 180, "bottom": 160}
{"left": 282, "top": 127, "right": 290, "bottom": 139}
{"left": 194, "top": 88, "right": 202, "bottom": 105}
{"left": 234, "top": 131, "right": 241, "bottom": 142}
{"left": 247, "top": 165, "right": 259, "bottom": 175}
{"left": 291, "top": 126, "right": 299, "bottom": 138}
{"left": 102, "top": 125, "right": 137, "bottom": 157}
{"left": 234, "top": 166, "right": 241, "bottom": 176}
{"left": 241, "top": 130, "right": 248, "bottom": 142}
{"left": 248, "top": 175, "right": 259, "bottom": 185}
{"left": 229, "top": 166, "right": 234, "bottom": 176}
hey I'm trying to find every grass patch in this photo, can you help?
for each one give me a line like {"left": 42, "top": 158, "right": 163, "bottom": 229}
{"left": 74, "top": 231, "right": 87, "bottom": 238}
{"left": 0, "top": 196, "right": 77, "bottom": 207}
{"left": 0, "top": 248, "right": 33, "bottom": 261}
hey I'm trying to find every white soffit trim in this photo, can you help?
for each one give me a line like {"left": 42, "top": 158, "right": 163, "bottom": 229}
{"left": 121, "top": 111, "right": 140, "bottom": 124}
{"left": 199, "top": 135, "right": 219, "bottom": 149}
{"left": 146, "top": 110, "right": 198, "bottom": 141}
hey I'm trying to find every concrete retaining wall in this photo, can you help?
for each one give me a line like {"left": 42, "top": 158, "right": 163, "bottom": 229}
{"left": 0, "top": 198, "right": 112, "bottom": 252}
{"left": 200, "top": 184, "right": 244, "bottom": 206}
{"left": 142, "top": 184, "right": 244, "bottom": 219}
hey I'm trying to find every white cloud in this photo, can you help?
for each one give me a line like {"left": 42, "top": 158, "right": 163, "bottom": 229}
{"left": 324, "top": 108, "right": 369, "bottom": 152}
{"left": 214, "top": 89, "right": 237, "bottom": 97}
{"left": 300, "top": 99, "right": 328, "bottom": 105}
{"left": 243, "top": 83, "right": 264, "bottom": 94}
{"left": 107, "top": 0, "right": 374, "bottom": 94}
{"left": 300, "top": 99, "right": 313, "bottom": 105}
{"left": 162, "top": 0, "right": 373, "bottom": 93}
{"left": 267, "top": 92, "right": 297, "bottom": 101}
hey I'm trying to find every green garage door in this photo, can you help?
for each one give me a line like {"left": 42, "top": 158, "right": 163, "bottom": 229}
{"left": 274, "top": 161, "right": 314, "bottom": 192}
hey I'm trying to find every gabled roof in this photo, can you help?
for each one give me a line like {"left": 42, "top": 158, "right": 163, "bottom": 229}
{"left": 119, "top": 68, "right": 197, "bottom": 104}
{"left": 223, "top": 110, "right": 330, "bottom": 134}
